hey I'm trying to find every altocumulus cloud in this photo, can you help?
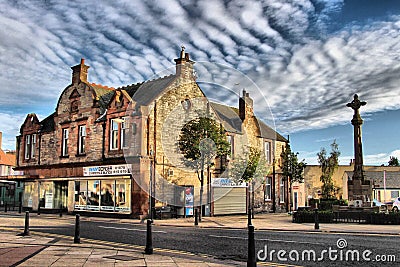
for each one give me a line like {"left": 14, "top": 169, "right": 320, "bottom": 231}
{"left": 1, "top": 0, "right": 400, "bottom": 150}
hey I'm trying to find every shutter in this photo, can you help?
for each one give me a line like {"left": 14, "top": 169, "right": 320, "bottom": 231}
{"left": 213, "top": 187, "right": 246, "bottom": 215}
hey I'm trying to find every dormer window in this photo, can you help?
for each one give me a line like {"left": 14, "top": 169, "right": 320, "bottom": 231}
{"left": 110, "top": 117, "right": 128, "bottom": 150}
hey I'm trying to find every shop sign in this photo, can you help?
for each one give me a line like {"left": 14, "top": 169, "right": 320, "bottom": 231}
{"left": 83, "top": 164, "right": 131, "bottom": 176}
{"left": 45, "top": 193, "right": 53, "bottom": 209}
{"left": 211, "top": 178, "right": 247, "bottom": 188}
{"left": 185, "top": 186, "right": 194, "bottom": 216}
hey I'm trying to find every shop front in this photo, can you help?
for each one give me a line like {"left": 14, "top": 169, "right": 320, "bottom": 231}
{"left": 211, "top": 178, "right": 247, "bottom": 215}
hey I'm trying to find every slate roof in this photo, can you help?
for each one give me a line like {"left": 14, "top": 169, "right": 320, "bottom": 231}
{"left": 344, "top": 171, "right": 400, "bottom": 189}
{"left": 89, "top": 83, "right": 115, "bottom": 100}
{"left": 256, "top": 118, "right": 287, "bottom": 142}
{"left": 40, "top": 113, "right": 56, "bottom": 133}
{"left": 132, "top": 75, "right": 176, "bottom": 106}
{"left": 210, "top": 102, "right": 242, "bottom": 134}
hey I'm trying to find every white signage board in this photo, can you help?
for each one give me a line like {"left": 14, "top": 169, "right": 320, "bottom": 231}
{"left": 211, "top": 178, "right": 247, "bottom": 188}
{"left": 83, "top": 164, "right": 131, "bottom": 176}
{"left": 45, "top": 193, "right": 53, "bottom": 209}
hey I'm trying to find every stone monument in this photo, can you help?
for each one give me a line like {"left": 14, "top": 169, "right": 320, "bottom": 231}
{"left": 346, "top": 94, "right": 372, "bottom": 205}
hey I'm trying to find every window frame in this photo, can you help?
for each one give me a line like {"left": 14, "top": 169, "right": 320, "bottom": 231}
{"left": 62, "top": 128, "right": 69, "bottom": 157}
{"left": 24, "top": 134, "right": 31, "bottom": 160}
{"left": 78, "top": 125, "right": 86, "bottom": 155}
{"left": 265, "top": 176, "right": 272, "bottom": 201}
{"left": 264, "top": 141, "right": 271, "bottom": 164}
{"left": 110, "top": 119, "right": 119, "bottom": 150}
{"left": 279, "top": 178, "right": 285, "bottom": 203}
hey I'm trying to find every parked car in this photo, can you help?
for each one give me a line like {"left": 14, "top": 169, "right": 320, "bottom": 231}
{"left": 392, "top": 197, "right": 400, "bottom": 212}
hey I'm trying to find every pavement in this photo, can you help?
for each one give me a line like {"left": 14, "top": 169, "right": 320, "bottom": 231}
{"left": 0, "top": 211, "right": 399, "bottom": 266}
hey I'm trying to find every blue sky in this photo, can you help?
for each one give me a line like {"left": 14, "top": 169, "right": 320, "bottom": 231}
{"left": 1, "top": 0, "right": 400, "bottom": 166}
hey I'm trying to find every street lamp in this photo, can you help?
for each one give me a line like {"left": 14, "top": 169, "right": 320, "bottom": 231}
{"left": 145, "top": 149, "right": 154, "bottom": 254}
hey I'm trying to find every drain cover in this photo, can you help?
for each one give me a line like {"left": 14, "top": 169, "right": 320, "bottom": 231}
{"left": 103, "top": 255, "right": 141, "bottom": 261}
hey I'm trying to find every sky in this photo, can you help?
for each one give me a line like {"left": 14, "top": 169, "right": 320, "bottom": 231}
{"left": 1, "top": 0, "right": 400, "bottom": 166}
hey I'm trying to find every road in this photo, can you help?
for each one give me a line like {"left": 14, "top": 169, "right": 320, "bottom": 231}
{"left": 0, "top": 213, "right": 399, "bottom": 266}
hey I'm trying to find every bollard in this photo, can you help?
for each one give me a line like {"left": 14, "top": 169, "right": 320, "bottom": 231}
{"left": 59, "top": 204, "right": 63, "bottom": 218}
{"left": 314, "top": 208, "right": 319, "bottom": 230}
{"left": 194, "top": 208, "right": 199, "bottom": 226}
{"left": 19, "top": 202, "right": 22, "bottom": 213}
{"left": 145, "top": 219, "right": 153, "bottom": 254}
{"left": 74, "top": 214, "right": 80, "bottom": 244}
{"left": 23, "top": 211, "right": 30, "bottom": 236}
{"left": 4, "top": 202, "right": 7, "bottom": 212}
{"left": 247, "top": 224, "right": 256, "bottom": 267}
{"left": 37, "top": 206, "right": 40, "bottom": 215}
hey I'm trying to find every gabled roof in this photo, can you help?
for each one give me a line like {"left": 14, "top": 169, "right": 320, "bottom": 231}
{"left": 0, "top": 149, "right": 15, "bottom": 166}
{"left": 118, "top": 82, "right": 143, "bottom": 97}
{"left": 344, "top": 171, "right": 400, "bottom": 188}
{"left": 132, "top": 75, "right": 176, "bottom": 106}
{"left": 210, "top": 102, "right": 242, "bottom": 134}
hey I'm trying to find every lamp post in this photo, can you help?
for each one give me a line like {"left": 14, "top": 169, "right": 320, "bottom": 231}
{"left": 247, "top": 180, "right": 256, "bottom": 267}
{"left": 145, "top": 149, "right": 154, "bottom": 255}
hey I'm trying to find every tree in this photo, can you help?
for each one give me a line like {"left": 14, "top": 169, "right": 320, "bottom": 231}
{"left": 388, "top": 156, "right": 400, "bottom": 166}
{"left": 317, "top": 140, "right": 340, "bottom": 199}
{"left": 281, "top": 142, "right": 306, "bottom": 211}
{"left": 229, "top": 146, "right": 271, "bottom": 218}
{"left": 229, "top": 146, "right": 270, "bottom": 184}
{"left": 178, "top": 116, "right": 231, "bottom": 218}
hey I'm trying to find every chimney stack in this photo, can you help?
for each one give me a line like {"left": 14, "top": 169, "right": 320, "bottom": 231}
{"left": 71, "top": 58, "right": 90, "bottom": 84}
{"left": 174, "top": 46, "right": 195, "bottom": 79}
{"left": 239, "top": 89, "right": 254, "bottom": 121}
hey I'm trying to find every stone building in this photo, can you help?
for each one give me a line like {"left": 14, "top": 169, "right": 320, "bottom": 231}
{"left": 15, "top": 48, "right": 288, "bottom": 218}
{"left": 295, "top": 162, "right": 400, "bottom": 208}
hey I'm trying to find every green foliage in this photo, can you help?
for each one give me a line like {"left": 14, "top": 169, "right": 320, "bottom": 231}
{"left": 178, "top": 117, "right": 231, "bottom": 173}
{"left": 317, "top": 140, "right": 340, "bottom": 199}
{"left": 281, "top": 142, "right": 306, "bottom": 184}
{"left": 229, "top": 147, "right": 271, "bottom": 183}
{"left": 293, "top": 210, "right": 334, "bottom": 223}
{"left": 388, "top": 156, "right": 400, "bottom": 166}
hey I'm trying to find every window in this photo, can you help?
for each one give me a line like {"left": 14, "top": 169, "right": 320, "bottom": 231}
{"left": 280, "top": 178, "right": 285, "bottom": 203}
{"left": 78, "top": 125, "right": 86, "bottom": 154}
{"left": 31, "top": 134, "right": 36, "bottom": 158}
{"left": 265, "top": 177, "right": 272, "bottom": 200}
{"left": 62, "top": 128, "right": 69, "bottom": 156}
{"left": 24, "top": 135, "right": 31, "bottom": 159}
{"left": 121, "top": 119, "right": 128, "bottom": 148}
{"left": 264, "top": 141, "right": 271, "bottom": 164}
{"left": 110, "top": 119, "right": 119, "bottom": 150}
{"left": 110, "top": 118, "right": 128, "bottom": 150}
{"left": 391, "top": 191, "right": 399, "bottom": 199}
{"left": 227, "top": 135, "right": 234, "bottom": 157}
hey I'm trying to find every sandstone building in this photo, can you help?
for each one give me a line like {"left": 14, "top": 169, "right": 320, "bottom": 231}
{"left": 15, "top": 48, "right": 288, "bottom": 217}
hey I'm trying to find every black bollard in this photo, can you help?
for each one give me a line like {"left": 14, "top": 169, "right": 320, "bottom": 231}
{"left": 74, "top": 214, "right": 80, "bottom": 244}
{"left": 23, "top": 211, "right": 30, "bottom": 236}
{"left": 59, "top": 204, "right": 63, "bottom": 218}
{"left": 19, "top": 202, "right": 22, "bottom": 213}
{"left": 247, "top": 224, "right": 256, "bottom": 267}
{"left": 144, "top": 219, "right": 153, "bottom": 254}
{"left": 4, "top": 202, "right": 7, "bottom": 212}
{"left": 314, "top": 208, "right": 319, "bottom": 230}
{"left": 194, "top": 208, "right": 199, "bottom": 226}
{"left": 37, "top": 206, "right": 40, "bottom": 215}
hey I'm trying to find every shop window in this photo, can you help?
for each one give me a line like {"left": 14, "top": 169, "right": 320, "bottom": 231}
{"left": 87, "top": 180, "right": 100, "bottom": 210}
{"left": 78, "top": 125, "right": 86, "bottom": 155}
{"left": 265, "top": 177, "right": 272, "bottom": 200}
{"left": 75, "top": 181, "right": 88, "bottom": 209}
{"left": 100, "top": 182, "right": 115, "bottom": 210}
{"left": 62, "top": 128, "right": 69, "bottom": 156}
{"left": 39, "top": 182, "right": 54, "bottom": 209}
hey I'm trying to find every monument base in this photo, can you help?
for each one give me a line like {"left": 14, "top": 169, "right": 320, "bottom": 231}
{"left": 347, "top": 179, "right": 372, "bottom": 207}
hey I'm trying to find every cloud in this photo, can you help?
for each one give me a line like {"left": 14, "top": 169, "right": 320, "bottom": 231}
{"left": 0, "top": 0, "right": 400, "bottom": 152}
